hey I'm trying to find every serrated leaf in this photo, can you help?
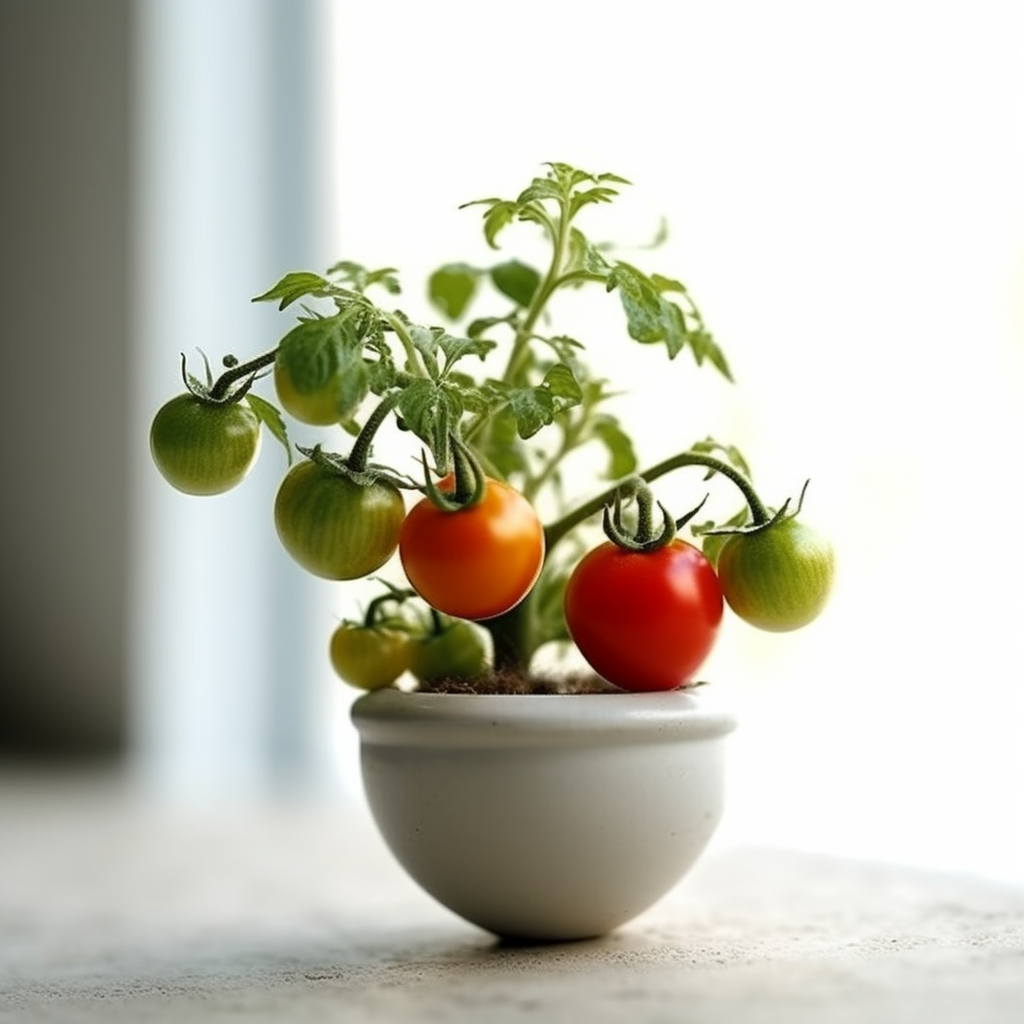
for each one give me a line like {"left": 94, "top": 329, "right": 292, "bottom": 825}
{"left": 252, "top": 271, "right": 331, "bottom": 310}
{"left": 490, "top": 260, "right": 541, "bottom": 308}
{"left": 428, "top": 263, "right": 478, "bottom": 320}
{"left": 245, "top": 392, "right": 292, "bottom": 464}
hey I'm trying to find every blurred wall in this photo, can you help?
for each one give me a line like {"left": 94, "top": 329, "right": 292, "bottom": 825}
{"left": 0, "top": 1, "right": 132, "bottom": 755}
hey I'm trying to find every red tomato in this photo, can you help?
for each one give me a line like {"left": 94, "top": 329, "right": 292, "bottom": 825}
{"left": 399, "top": 478, "right": 545, "bottom": 621}
{"left": 563, "top": 539, "right": 723, "bottom": 692}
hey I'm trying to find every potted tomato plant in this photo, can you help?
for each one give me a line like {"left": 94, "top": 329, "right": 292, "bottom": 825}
{"left": 150, "top": 163, "right": 834, "bottom": 941}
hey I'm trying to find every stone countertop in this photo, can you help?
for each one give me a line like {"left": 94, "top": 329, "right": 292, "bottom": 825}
{"left": 2, "top": 768, "right": 1023, "bottom": 1023}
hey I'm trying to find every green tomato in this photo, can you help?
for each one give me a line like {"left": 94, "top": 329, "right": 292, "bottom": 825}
{"left": 408, "top": 621, "right": 490, "bottom": 685}
{"left": 274, "top": 357, "right": 343, "bottom": 426}
{"left": 329, "top": 624, "right": 410, "bottom": 690}
{"left": 274, "top": 459, "right": 405, "bottom": 580}
{"left": 717, "top": 517, "right": 835, "bottom": 632}
{"left": 150, "top": 393, "right": 261, "bottom": 496}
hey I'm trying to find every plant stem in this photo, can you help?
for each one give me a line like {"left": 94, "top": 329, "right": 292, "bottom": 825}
{"left": 346, "top": 391, "right": 401, "bottom": 472}
{"left": 545, "top": 450, "right": 771, "bottom": 553}
{"left": 206, "top": 349, "right": 278, "bottom": 401}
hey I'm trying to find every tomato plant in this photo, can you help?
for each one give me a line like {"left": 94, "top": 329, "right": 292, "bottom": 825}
{"left": 274, "top": 454, "right": 405, "bottom": 580}
{"left": 150, "top": 393, "right": 261, "bottom": 496}
{"left": 399, "top": 476, "right": 544, "bottom": 621}
{"left": 717, "top": 516, "right": 834, "bottom": 632}
{"left": 150, "top": 162, "right": 832, "bottom": 695}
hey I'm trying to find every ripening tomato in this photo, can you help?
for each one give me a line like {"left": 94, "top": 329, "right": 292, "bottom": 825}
{"left": 150, "top": 393, "right": 261, "bottom": 496}
{"left": 398, "top": 478, "right": 545, "bottom": 621}
{"left": 563, "top": 539, "right": 723, "bottom": 692}
{"left": 329, "top": 623, "right": 410, "bottom": 690}
{"left": 717, "top": 517, "right": 834, "bottom": 632}
{"left": 274, "top": 459, "right": 405, "bottom": 580}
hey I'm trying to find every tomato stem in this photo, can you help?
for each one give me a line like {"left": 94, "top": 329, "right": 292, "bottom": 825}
{"left": 545, "top": 449, "right": 771, "bottom": 554}
{"left": 206, "top": 349, "right": 278, "bottom": 401}
{"left": 346, "top": 391, "right": 401, "bottom": 473}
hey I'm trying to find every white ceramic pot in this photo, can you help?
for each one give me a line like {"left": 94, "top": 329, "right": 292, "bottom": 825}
{"left": 351, "top": 688, "right": 737, "bottom": 941}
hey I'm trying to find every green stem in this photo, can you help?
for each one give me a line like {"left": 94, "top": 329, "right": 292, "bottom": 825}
{"left": 380, "top": 311, "right": 429, "bottom": 377}
{"left": 501, "top": 198, "right": 572, "bottom": 386}
{"left": 205, "top": 349, "right": 278, "bottom": 401}
{"left": 545, "top": 450, "right": 771, "bottom": 553}
{"left": 346, "top": 391, "right": 401, "bottom": 472}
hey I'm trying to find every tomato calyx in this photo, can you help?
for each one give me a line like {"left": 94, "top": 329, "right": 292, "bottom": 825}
{"left": 698, "top": 478, "right": 812, "bottom": 541}
{"left": 419, "top": 433, "right": 487, "bottom": 512}
{"left": 601, "top": 476, "right": 711, "bottom": 554}
{"left": 179, "top": 348, "right": 277, "bottom": 406}
{"left": 296, "top": 391, "right": 420, "bottom": 492}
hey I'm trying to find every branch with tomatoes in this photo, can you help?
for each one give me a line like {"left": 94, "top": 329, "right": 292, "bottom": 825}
{"left": 150, "top": 163, "right": 835, "bottom": 694}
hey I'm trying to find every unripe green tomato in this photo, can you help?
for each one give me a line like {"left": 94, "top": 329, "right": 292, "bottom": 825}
{"left": 273, "top": 358, "right": 343, "bottom": 426}
{"left": 408, "top": 621, "right": 490, "bottom": 685}
{"left": 274, "top": 460, "right": 405, "bottom": 580}
{"left": 329, "top": 624, "right": 410, "bottom": 691}
{"left": 717, "top": 517, "right": 835, "bottom": 632}
{"left": 150, "top": 393, "right": 261, "bottom": 496}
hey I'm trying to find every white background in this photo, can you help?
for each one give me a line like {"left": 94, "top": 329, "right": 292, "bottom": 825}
{"left": 320, "top": 1, "right": 1024, "bottom": 883}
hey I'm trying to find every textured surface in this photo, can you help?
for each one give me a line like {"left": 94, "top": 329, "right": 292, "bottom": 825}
{"left": 2, "top": 768, "right": 1023, "bottom": 1023}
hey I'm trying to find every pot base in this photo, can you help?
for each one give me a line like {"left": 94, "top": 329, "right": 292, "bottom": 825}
{"left": 352, "top": 689, "right": 736, "bottom": 941}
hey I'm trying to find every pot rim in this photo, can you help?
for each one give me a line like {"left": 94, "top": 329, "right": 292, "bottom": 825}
{"left": 351, "top": 686, "right": 737, "bottom": 749}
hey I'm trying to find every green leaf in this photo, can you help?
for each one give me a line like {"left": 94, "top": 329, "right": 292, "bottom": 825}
{"left": 568, "top": 186, "right": 621, "bottom": 220}
{"left": 459, "top": 199, "right": 519, "bottom": 249}
{"left": 688, "top": 329, "right": 734, "bottom": 381}
{"left": 276, "top": 315, "right": 369, "bottom": 420}
{"left": 591, "top": 415, "right": 637, "bottom": 479}
{"left": 428, "top": 263, "right": 478, "bottom": 320}
{"left": 396, "top": 379, "right": 462, "bottom": 466}
{"left": 516, "top": 177, "right": 564, "bottom": 205}
{"left": 608, "top": 263, "right": 678, "bottom": 351}
{"left": 251, "top": 271, "right": 331, "bottom": 310}
{"left": 245, "top": 393, "right": 292, "bottom": 464}
{"left": 565, "top": 228, "right": 611, "bottom": 281}
{"left": 407, "top": 325, "right": 441, "bottom": 379}
{"left": 467, "top": 313, "right": 515, "bottom": 339}
{"left": 327, "top": 261, "right": 402, "bottom": 296}
{"left": 436, "top": 333, "right": 498, "bottom": 369}
{"left": 541, "top": 362, "right": 583, "bottom": 402}
{"left": 479, "top": 406, "right": 528, "bottom": 479}
{"left": 491, "top": 260, "right": 541, "bottom": 308}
